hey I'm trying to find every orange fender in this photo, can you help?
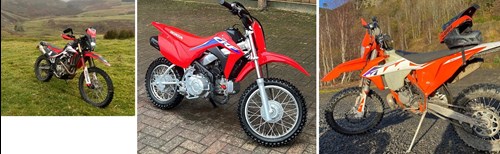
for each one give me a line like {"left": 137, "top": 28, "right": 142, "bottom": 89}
{"left": 321, "top": 58, "right": 367, "bottom": 82}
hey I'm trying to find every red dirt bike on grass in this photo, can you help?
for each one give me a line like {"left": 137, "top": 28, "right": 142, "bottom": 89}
{"left": 35, "top": 27, "right": 114, "bottom": 107}
{"left": 322, "top": 4, "right": 500, "bottom": 152}
{"left": 145, "top": 0, "right": 309, "bottom": 146}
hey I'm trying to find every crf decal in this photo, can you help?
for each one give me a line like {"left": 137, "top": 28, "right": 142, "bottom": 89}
{"left": 214, "top": 37, "right": 240, "bottom": 53}
{"left": 191, "top": 37, "right": 241, "bottom": 54}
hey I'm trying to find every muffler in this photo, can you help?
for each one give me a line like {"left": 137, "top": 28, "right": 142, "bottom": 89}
{"left": 37, "top": 45, "right": 47, "bottom": 55}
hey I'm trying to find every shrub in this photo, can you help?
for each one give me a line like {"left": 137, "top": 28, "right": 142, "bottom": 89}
{"left": 14, "top": 24, "right": 24, "bottom": 32}
{"left": 104, "top": 29, "right": 134, "bottom": 39}
{"left": 104, "top": 30, "right": 118, "bottom": 39}
{"left": 117, "top": 29, "right": 134, "bottom": 39}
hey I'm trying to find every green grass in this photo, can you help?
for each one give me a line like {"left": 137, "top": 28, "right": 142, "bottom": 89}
{"left": 1, "top": 35, "right": 135, "bottom": 116}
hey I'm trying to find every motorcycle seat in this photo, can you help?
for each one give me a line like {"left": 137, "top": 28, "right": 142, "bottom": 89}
{"left": 40, "top": 41, "right": 62, "bottom": 53}
{"left": 395, "top": 46, "right": 473, "bottom": 64}
{"left": 163, "top": 26, "right": 214, "bottom": 47}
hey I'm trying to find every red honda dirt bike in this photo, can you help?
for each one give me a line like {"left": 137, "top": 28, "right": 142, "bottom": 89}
{"left": 35, "top": 27, "right": 114, "bottom": 107}
{"left": 322, "top": 4, "right": 500, "bottom": 152}
{"left": 144, "top": 0, "right": 309, "bottom": 146}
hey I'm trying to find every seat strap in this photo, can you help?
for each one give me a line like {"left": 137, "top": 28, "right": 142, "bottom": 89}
{"left": 461, "top": 48, "right": 466, "bottom": 66}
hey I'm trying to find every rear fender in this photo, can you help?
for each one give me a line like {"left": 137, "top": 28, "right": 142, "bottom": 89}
{"left": 84, "top": 52, "right": 111, "bottom": 66}
{"left": 234, "top": 52, "right": 310, "bottom": 82}
{"left": 321, "top": 58, "right": 367, "bottom": 82}
{"left": 449, "top": 58, "right": 483, "bottom": 83}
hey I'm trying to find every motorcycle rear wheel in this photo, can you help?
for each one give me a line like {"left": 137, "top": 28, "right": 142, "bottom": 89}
{"left": 34, "top": 55, "right": 53, "bottom": 82}
{"left": 454, "top": 83, "right": 500, "bottom": 152}
{"left": 324, "top": 87, "right": 384, "bottom": 135}
{"left": 78, "top": 67, "right": 114, "bottom": 108}
{"left": 145, "top": 57, "right": 183, "bottom": 110}
{"left": 238, "top": 78, "right": 307, "bottom": 147}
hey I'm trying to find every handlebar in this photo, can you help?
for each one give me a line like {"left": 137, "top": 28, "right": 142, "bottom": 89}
{"left": 219, "top": 0, "right": 252, "bottom": 29}
{"left": 219, "top": 0, "right": 249, "bottom": 16}
{"left": 219, "top": 0, "right": 232, "bottom": 10}
{"left": 364, "top": 17, "right": 393, "bottom": 50}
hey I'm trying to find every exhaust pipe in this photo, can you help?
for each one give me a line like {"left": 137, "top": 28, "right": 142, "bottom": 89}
{"left": 38, "top": 45, "right": 47, "bottom": 55}
{"left": 386, "top": 93, "right": 397, "bottom": 110}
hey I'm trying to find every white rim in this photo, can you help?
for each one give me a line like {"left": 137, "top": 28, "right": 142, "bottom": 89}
{"left": 150, "top": 64, "right": 177, "bottom": 102}
{"left": 244, "top": 85, "right": 299, "bottom": 139}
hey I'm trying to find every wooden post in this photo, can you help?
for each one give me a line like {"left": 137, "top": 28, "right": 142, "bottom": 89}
{"left": 258, "top": 0, "right": 267, "bottom": 10}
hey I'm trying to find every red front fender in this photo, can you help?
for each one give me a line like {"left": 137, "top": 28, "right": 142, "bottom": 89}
{"left": 84, "top": 52, "right": 111, "bottom": 66}
{"left": 321, "top": 58, "right": 367, "bottom": 82}
{"left": 234, "top": 51, "right": 310, "bottom": 82}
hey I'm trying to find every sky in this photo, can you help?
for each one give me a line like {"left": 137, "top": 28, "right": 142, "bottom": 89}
{"left": 319, "top": 0, "right": 349, "bottom": 10}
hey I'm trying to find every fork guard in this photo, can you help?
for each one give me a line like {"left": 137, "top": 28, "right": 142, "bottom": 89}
{"left": 234, "top": 51, "right": 310, "bottom": 82}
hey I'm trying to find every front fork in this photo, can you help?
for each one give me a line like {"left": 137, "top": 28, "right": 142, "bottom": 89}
{"left": 355, "top": 50, "right": 379, "bottom": 116}
{"left": 247, "top": 30, "right": 273, "bottom": 122}
{"left": 354, "top": 78, "right": 370, "bottom": 117}
{"left": 79, "top": 43, "right": 94, "bottom": 87}
{"left": 83, "top": 58, "right": 96, "bottom": 87}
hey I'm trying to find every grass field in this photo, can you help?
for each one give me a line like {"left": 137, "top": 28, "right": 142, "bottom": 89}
{"left": 1, "top": 35, "right": 135, "bottom": 116}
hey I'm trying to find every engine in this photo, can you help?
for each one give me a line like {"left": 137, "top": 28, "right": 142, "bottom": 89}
{"left": 199, "top": 52, "right": 239, "bottom": 95}
{"left": 177, "top": 51, "right": 240, "bottom": 99}
{"left": 396, "top": 82, "right": 423, "bottom": 108}
{"left": 53, "top": 52, "right": 76, "bottom": 79}
{"left": 179, "top": 67, "right": 210, "bottom": 99}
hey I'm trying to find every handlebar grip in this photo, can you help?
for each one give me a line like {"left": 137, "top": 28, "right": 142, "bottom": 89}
{"left": 219, "top": 0, "right": 232, "bottom": 10}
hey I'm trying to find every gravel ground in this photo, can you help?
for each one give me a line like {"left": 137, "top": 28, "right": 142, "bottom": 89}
{"left": 319, "top": 68, "right": 500, "bottom": 153}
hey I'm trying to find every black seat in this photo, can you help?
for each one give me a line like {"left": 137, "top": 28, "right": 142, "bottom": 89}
{"left": 395, "top": 46, "right": 473, "bottom": 64}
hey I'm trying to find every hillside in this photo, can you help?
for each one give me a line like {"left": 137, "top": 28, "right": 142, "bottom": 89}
{"left": 319, "top": 0, "right": 500, "bottom": 86}
{"left": 1, "top": 0, "right": 134, "bottom": 38}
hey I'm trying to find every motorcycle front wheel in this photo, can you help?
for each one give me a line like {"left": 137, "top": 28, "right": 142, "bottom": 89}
{"left": 78, "top": 67, "right": 114, "bottom": 108}
{"left": 324, "top": 87, "right": 384, "bottom": 135}
{"left": 238, "top": 78, "right": 307, "bottom": 147}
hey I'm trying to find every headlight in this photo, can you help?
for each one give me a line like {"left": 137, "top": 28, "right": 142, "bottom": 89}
{"left": 91, "top": 42, "right": 96, "bottom": 47}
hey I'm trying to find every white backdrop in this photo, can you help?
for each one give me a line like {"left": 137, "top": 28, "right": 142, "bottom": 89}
{"left": 1, "top": 116, "right": 136, "bottom": 154}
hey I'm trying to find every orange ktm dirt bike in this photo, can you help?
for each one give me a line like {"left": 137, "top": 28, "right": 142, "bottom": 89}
{"left": 322, "top": 4, "right": 500, "bottom": 152}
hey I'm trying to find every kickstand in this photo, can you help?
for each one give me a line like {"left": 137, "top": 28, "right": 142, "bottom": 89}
{"left": 406, "top": 110, "right": 427, "bottom": 153}
{"left": 209, "top": 95, "right": 218, "bottom": 108}
{"left": 210, "top": 99, "right": 218, "bottom": 108}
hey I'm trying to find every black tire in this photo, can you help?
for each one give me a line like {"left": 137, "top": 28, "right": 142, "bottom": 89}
{"left": 453, "top": 83, "right": 500, "bottom": 152}
{"left": 238, "top": 78, "right": 307, "bottom": 147}
{"left": 78, "top": 67, "right": 114, "bottom": 108}
{"left": 324, "top": 87, "right": 384, "bottom": 135}
{"left": 145, "top": 57, "right": 183, "bottom": 110}
{"left": 34, "top": 55, "right": 53, "bottom": 82}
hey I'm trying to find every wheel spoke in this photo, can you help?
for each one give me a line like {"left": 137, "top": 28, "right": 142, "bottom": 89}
{"left": 150, "top": 64, "right": 177, "bottom": 101}
{"left": 245, "top": 85, "right": 299, "bottom": 139}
